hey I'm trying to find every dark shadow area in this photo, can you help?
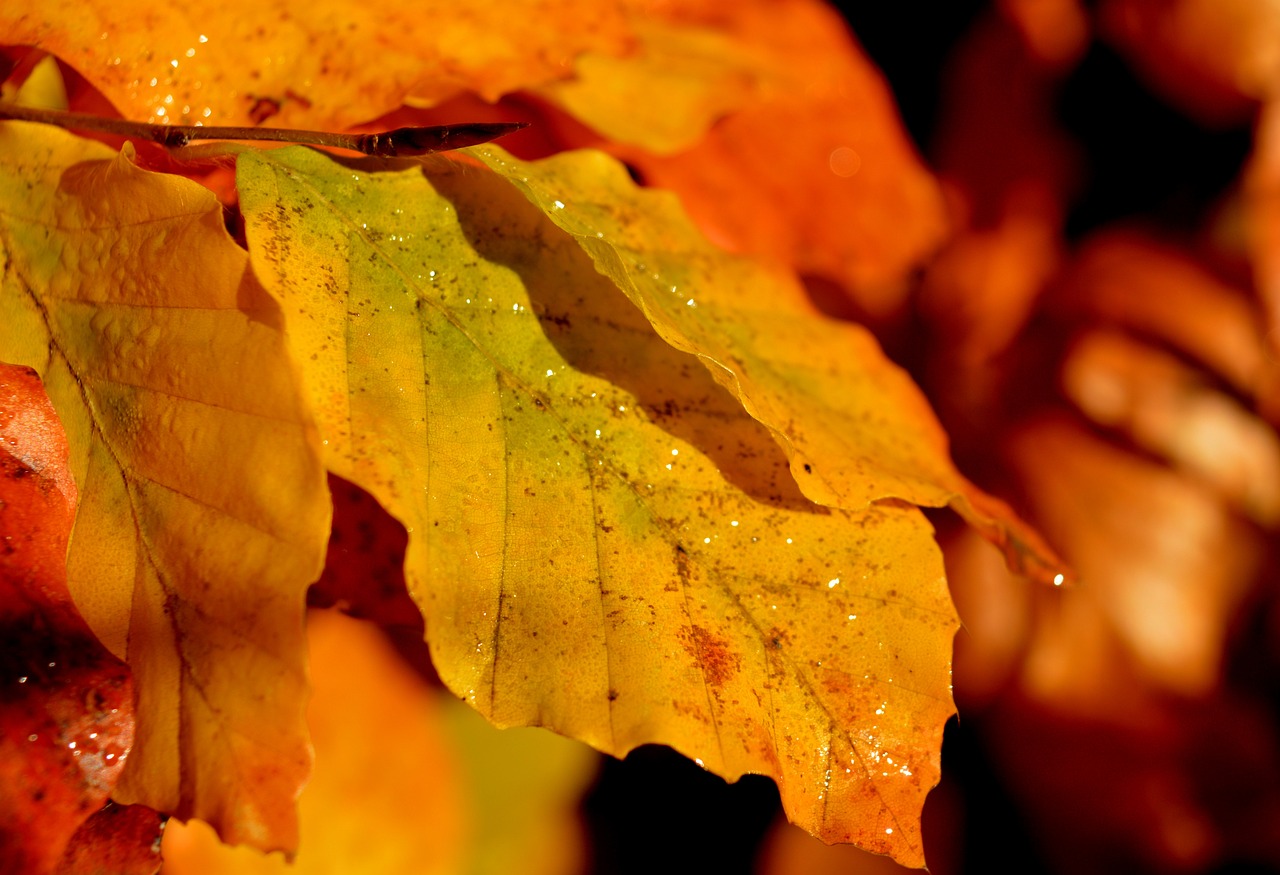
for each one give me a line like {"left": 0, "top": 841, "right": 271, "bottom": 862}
{"left": 1057, "top": 43, "right": 1254, "bottom": 238}
{"left": 425, "top": 162, "right": 822, "bottom": 513}
{"left": 581, "top": 744, "right": 781, "bottom": 875}
{"left": 835, "top": 1, "right": 988, "bottom": 153}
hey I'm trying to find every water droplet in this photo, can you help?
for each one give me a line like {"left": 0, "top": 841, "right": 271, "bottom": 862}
{"left": 828, "top": 147, "right": 861, "bottom": 177}
{"left": 828, "top": 578, "right": 840, "bottom": 588}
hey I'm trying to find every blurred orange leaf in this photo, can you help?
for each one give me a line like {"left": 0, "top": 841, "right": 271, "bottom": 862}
{"left": 161, "top": 610, "right": 596, "bottom": 875}
{"left": 589, "top": 0, "right": 951, "bottom": 318}
{"left": 1099, "top": 0, "right": 1279, "bottom": 123}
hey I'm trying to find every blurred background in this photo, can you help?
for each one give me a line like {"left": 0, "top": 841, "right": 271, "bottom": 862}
{"left": 582, "top": 1, "right": 1280, "bottom": 872}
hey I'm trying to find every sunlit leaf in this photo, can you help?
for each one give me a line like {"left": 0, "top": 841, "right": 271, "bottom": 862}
{"left": 0, "top": 122, "right": 330, "bottom": 851}
{"left": 0, "top": 0, "right": 631, "bottom": 129}
{"left": 238, "top": 146, "right": 958, "bottom": 867}
{"left": 471, "top": 146, "right": 1065, "bottom": 585}
{"left": 0, "top": 362, "right": 134, "bottom": 874}
{"left": 160, "top": 609, "right": 596, "bottom": 875}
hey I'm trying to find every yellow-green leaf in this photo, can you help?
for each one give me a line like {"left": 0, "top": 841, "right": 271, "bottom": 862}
{"left": 471, "top": 146, "right": 1064, "bottom": 584}
{"left": 238, "top": 146, "right": 958, "bottom": 867}
{"left": 0, "top": 121, "right": 330, "bottom": 851}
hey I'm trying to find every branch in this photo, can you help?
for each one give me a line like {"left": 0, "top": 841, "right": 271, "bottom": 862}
{"left": 0, "top": 102, "right": 526, "bottom": 156}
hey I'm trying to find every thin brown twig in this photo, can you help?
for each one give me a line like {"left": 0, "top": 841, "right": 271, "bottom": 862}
{"left": 0, "top": 102, "right": 527, "bottom": 156}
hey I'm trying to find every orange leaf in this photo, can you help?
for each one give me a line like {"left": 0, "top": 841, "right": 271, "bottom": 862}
{"left": 587, "top": 0, "right": 950, "bottom": 318}
{"left": 0, "top": 363, "right": 136, "bottom": 874}
{"left": 1099, "top": 0, "right": 1277, "bottom": 123}
{"left": 55, "top": 802, "right": 163, "bottom": 875}
{"left": 0, "top": 0, "right": 631, "bottom": 129}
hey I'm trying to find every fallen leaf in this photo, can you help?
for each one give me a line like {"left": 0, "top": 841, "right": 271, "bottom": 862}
{"left": 0, "top": 362, "right": 134, "bottom": 875}
{"left": 237, "top": 145, "right": 958, "bottom": 867}
{"left": 160, "top": 609, "right": 596, "bottom": 875}
{"left": 0, "top": 121, "right": 330, "bottom": 851}
{"left": 0, "top": 0, "right": 631, "bottom": 129}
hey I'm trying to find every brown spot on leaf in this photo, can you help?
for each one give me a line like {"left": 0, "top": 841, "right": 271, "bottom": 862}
{"left": 680, "top": 624, "right": 741, "bottom": 688}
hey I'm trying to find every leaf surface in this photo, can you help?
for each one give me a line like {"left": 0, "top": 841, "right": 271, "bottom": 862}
{"left": 471, "top": 146, "right": 1064, "bottom": 584}
{"left": 238, "top": 146, "right": 958, "bottom": 866}
{"left": 0, "top": 0, "right": 631, "bottom": 129}
{"left": 0, "top": 122, "right": 330, "bottom": 851}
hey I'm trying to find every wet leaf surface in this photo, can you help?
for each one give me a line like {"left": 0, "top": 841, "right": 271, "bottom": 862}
{"left": 237, "top": 146, "right": 959, "bottom": 866}
{"left": 55, "top": 802, "right": 163, "bottom": 875}
{"left": 471, "top": 145, "right": 1065, "bottom": 586}
{"left": 0, "top": 0, "right": 631, "bottom": 129}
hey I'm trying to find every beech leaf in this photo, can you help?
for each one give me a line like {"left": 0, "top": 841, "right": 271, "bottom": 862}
{"left": 471, "top": 146, "right": 1064, "bottom": 584}
{"left": 0, "top": 122, "right": 330, "bottom": 851}
{"left": 0, "top": 0, "right": 631, "bottom": 129}
{"left": 238, "top": 146, "right": 957, "bottom": 866}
